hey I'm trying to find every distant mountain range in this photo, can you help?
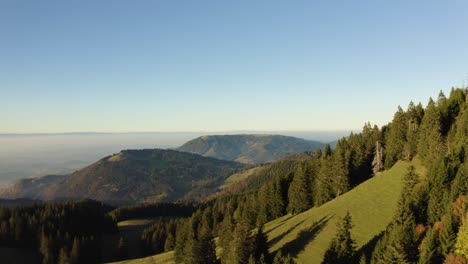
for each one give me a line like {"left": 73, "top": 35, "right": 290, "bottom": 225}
{"left": 0, "top": 134, "right": 325, "bottom": 204}
{"left": 0, "top": 149, "right": 244, "bottom": 204}
{"left": 176, "top": 134, "right": 324, "bottom": 164}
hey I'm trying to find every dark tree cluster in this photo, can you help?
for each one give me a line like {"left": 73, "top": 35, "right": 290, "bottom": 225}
{"left": 0, "top": 199, "right": 117, "bottom": 264}
{"left": 109, "top": 202, "right": 195, "bottom": 222}
{"left": 140, "top": 218, "right": 180, "bottom": 255}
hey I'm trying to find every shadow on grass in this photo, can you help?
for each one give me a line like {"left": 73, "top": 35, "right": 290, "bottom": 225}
{"left": 265, "top": 214, "right": 295, "bottom": 236}
{"left": 273, "top": 215, "right": 331, "bottom": 258}
{"left": 355, "top": 231, "right": 384, "bottom": 262}
{"left": 268, "top": 218, "right": 307, "bottom": 248}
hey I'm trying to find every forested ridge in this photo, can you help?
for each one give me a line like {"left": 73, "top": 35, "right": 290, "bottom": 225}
{"left": 0, "top": 88, "right": 466, "bottom": 264}
{"left": 136, "top": 88, "right": 467, "bottom": 264}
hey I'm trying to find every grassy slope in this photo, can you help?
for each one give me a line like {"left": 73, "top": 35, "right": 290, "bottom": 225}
{"left": 108, "top": 251, "right": 174, "bottom": 264}
{"left": 265, "top": 158, "right": 426, "bottom": 263}
{"left": 108, "top": 159, "right": 425, "bottom": 264}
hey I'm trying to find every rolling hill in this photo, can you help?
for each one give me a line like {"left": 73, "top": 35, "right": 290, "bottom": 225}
{"left": 176, "top": 134, "right": 324, "bottom": 164}
{"left": 0, "top": 149, "right": 245, "bottom": 203}
{"left": 109, "top": 158, "right": 426, "bottom": 264}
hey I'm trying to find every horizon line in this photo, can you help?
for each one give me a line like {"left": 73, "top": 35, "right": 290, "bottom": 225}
{"left": 0, "top": 129, "right": 360, "bottom": 136}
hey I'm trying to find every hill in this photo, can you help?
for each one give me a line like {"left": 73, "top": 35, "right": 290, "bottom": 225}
{"left": 0, "top": 149, "right": 244, "bottom": 203}
{"left": 176, "top": 134, "right": 324, "bottom": 164}
{"left": 109, "top": 158, "right": 425, "bottom": 264}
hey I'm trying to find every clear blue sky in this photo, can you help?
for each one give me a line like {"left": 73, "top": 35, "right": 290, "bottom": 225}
{"left": 1, "top": 0, "right": 467, "bottom": 133}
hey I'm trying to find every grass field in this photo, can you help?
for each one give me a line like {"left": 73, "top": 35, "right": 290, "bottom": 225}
{"left": 108, "top": 159, "right": 425, "bottom": 264}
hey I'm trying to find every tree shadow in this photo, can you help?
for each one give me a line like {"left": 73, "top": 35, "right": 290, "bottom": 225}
{"left": 274, "top": 215, "right": 331, "bottom": 258}
{"left": 265, "top": 214, "right": 294, "bottom": 236}
{"left": 355, "top": 231, "right": 384, "bottom": 262}
{"left": 268, "top": 218, "right": 307, "bottom": 248}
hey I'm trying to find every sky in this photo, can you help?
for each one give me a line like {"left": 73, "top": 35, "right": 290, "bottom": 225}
{"left": 1, "top": 0, "right": 468, "bottom": 133}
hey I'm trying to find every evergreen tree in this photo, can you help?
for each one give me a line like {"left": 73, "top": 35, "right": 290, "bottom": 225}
{"left": 223, "top": 223, "right": 252, "bottom": 264}
{"left": 116, "top": 237, "right": 128, "bottom": 260}
{"left": 315, "top": 157, "right": 334, "bottom": 206}
{"left": 384, "top": 106, "right": 408, "bottom": 168}
{"left": 359, "top": 254, "right": 367, "bottom": 264}
{"left": 322, "top": 212, "right": 356, "bottom": 264}
{"left": 190, "top": 223, "right": 217, "bottom": 264}
{"left": 40, "top": 233, "right": 55, "bottom": 264}
{"left": 455, "top": 214, "right": 468, "bottom": 259}
{"left": 428, "top": 158, "right": 450, "bottom": 223}
{"left": 418, "top": 98, "right": 445, "bottom": 166}
{"left": 440, "top": 215, "right": 458, "bottom": 257}
{"left": 372, "top": 140, "right": 384, "bottom": 176}
{"left": 405, "top": 101, "right": 422, "bottom": 160}
{"left": 451, "top": 164, "right": 468, "bottom": 200}
{"left": 70, "top": 237, "right": 81, "bottom": 264}
{"left": 219, "top": 212, "right": 234, "bottom": 262}
{"left": 288, "top": 164, "right": 313, "bottom": 214}
{"left": 324, "top": 144, "right": 332, "bottom": 157}
{"left": 418, "top": 227, "right": 442, "bottom": 264}
{"left": 332, "top": 146, "right": 350, "bottom": 197}
{"left": 251, "top": 225, "right": 269, "bottom": 263}
{"left": 273, "top": 250, "right": 295, "bottom": 264}
{"left": 58, "top": 247, "right": 71, "bottom": 264}
{"left": 175, "top": 221, "right": 190, "bottom": 264}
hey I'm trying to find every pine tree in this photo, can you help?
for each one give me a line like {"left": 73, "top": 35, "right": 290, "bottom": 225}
{"left": 273, "top": 250, "right": 295, "bottom": 264}
{"left": 324, "top": 144, "right": 332, "bottom": 157}
{"left": 405, "top": 101, "right": 421, "bottom": 160}
{"left": 332, "top": 147, "right": 349, "bottom": 197}
{"left": 116, "top": 237, "right": 128, "bottom": 260}
{"left": 164, "top": 231, "right": 175, "bottom": 252}
{"left": 58, "top": 247, "right": 71, "bottom": 264}
{"left": 418, "top": 227, "right": 442, "bottom": 264}
{"left": 440, "top": 215, "right": 458, "bottom": 257}
{"left": 322, "top": 212, "right": 356, "bottom": 264}
{"left": 70, "top": 237, "right": 81, "bottom": 264}
{"left": 372, "top": 141, "right": 384, "bottom": 176}
{"left": 359, "top": 254, "right": 367, "bottom": 264}
{"left": 418, "top": 98, "right": 445, "bottom": 166}
{"left": 287, "top": 164, "right": 313, "bottom": 214}
{"left": 219, "top": 212, "right": 234, "bottom": 262}
{"left": 428, "top": 158, "right": 450, "bottom": 223}
{"left": 190, "top": 223, "right": 217, "bottom": 264}
{"left": 40, "top": 233, "right": 55, "bottom": 264}
{"left": 384, "top": 106, "right": 408, "bottom": 168}
{"left": 223, "top": 223, "right": 252, "bottom": 264}
{"left": 451, "top": 164, "right": 468, "bottom": 200}
{"left": 251, "top": 225, "right": 269, "bottom": 263}
{"left": 454, "top": 214, "right": 468, "bottom": 259}
{"left": 175, "top": 221, "right": 189, "bottom": 264}
{"left": 315, "top": 157, "right": 334, "bottom": 206}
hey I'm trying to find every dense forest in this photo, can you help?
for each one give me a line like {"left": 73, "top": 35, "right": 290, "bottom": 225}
{"left": 0, "top": 88, "right": 466, "bottom": 264}
{"left": 0, "top": 200, "right": 117, "bottom": 263}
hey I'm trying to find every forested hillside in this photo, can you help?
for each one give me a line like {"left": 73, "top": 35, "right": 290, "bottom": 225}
{"left": 116, "top": 88, "right": 467, "bottom": 264}
{"left": 0, "top": 149, "right": 245, "bottom": 203}
{"left": 1, "top": 89, "right": 466, "bottom": 264}
{"left": 176, "top": 134, "right": 324, "bottom": 164}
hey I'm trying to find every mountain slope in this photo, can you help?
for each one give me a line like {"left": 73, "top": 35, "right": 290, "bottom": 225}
{"left": 0, "top": 149, "right": 245, "bottom": 203}
{"left": 264, "top": 158, "right": 426, "bottom": 263}
{"left": 111, "top": 158, "right": 426, "bottom": 264}
{"left": 176, "top": 134, "right": 324, "bottom": 164}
